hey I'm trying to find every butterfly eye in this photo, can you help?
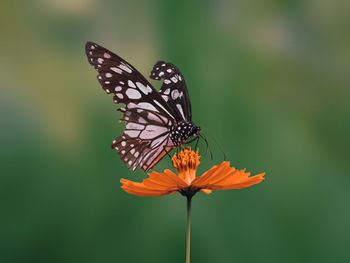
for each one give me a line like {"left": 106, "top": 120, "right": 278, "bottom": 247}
{"left": 193, "top": 126, "right": 201, "bottom": 135}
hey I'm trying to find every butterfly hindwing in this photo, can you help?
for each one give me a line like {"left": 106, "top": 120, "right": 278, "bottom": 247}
{"left": 150, "top": 61, "right": 192, "bottom": 122}
{"left": 111, "top": 107, "right": 175, "bottom": 171}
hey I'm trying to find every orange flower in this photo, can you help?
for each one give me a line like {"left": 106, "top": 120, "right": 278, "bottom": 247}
{"left": 121, "top": 147, "right": 265, "bottom": 197}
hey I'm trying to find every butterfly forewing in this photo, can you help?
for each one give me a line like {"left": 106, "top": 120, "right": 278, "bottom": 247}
{"left": 150, "top": 61, "right": 192, "bottom": 122}
{"left": 85, "top": 42, "right": 175, "bottom": 117}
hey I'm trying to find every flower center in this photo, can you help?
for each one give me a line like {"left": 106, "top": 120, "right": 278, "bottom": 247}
{"left": 172, "top": 147, "right": 200, "bottom": 184}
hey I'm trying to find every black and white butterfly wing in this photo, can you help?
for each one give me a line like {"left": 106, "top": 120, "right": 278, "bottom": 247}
{"left": 111, "top": 108, "right": 176, "bottom": 171}
{"left": 150, "top": 61, "right": 192, "bottom": 122}
{"left": 85, "top": 42, "right": 177, "bottom": 171}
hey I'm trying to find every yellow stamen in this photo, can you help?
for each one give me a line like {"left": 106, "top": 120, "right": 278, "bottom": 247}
{"left": 172, "top": 147, "right": 200, "bottom": 185}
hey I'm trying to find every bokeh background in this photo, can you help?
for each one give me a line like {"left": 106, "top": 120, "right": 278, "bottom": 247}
{"left": 1, "top": 0, "right": 349, "bottom": 262}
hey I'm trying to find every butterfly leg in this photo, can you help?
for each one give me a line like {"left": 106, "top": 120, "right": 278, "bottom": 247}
{"left": 162, "top": 137, "right": 173, "bottom": 160}
{"left": 184, "top": 135, "right": 200, "bottom": 149}
{"left": 165, "top": 149, "right": 172, "bottom": 159}
{"left": 195, "top": 136, "right": 200, "bottom": 149}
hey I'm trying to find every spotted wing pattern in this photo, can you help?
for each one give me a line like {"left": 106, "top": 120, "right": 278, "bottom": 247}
{"left": 85, "top": 42, "right": 178, "bottom": 171}
{"left": 111, "top": 108, "right": 175, "bottom": 171}
{"left": 150, "top": 61, "right": 192, "bottom": 122}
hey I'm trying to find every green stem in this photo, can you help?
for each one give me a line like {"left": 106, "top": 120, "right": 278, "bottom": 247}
{"left": 186, "top": 195, "right": 192, "bottom": 263}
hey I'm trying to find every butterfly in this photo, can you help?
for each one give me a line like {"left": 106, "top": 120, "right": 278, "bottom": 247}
{"left": 85, "top": 42, "right": 201, "bottom": 171}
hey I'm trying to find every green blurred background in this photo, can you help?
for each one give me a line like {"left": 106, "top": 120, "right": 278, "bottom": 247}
{"left": 1, "top": 0, "right": 349, "bottom": 262}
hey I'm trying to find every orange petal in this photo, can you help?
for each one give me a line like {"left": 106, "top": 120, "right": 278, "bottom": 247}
{"left": 192, "top": 162, "right": 265, "bottom": 191}
{"left": 208, "top": 172, "right": 266, "bottom": 190}
{"left": 120, "top": 169, "right": 189, "bottom": 197}
{"left": 121, "top": 179, "right": 177, "bottom": 196}
{"left": 200, "top": 189, "right": 212, "bottom": 194}
{"left": 192, "top": 162, "right": 232, "bottom": 186}
{"left": 145, "top": 169, "right": 188, "bottom": 189}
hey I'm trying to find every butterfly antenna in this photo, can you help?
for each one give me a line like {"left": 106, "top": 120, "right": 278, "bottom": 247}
{"left": 199, "top": 134, "right": 208, "bottom": 155}
{"left": 201, "top": 128, "right": 226, "bottom": 161}
{"left": 200, "top": 134, "right": 213, "bottom": 160}
{"left": 211, "top": 135, "right": 226, "bottom": 161}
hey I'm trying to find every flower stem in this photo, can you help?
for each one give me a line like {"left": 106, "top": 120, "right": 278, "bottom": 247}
{"left": 186, "top": 195, "right": 192, "bottom": 263}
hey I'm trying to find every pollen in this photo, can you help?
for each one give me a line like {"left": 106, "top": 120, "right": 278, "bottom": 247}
{"left": 172, "top": 147, "right": 200, "bottom": 184}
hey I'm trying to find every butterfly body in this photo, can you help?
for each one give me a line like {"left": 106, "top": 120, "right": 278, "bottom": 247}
{"left": 85, "top": 42, "right": 200, "bottom": 171}
{"left": 170, "top": 121, "right": 200, "bottom": 146}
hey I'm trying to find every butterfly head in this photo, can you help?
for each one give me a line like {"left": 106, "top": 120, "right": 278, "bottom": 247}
{"left": 190, "top": 125, "right": 201, "bottom": 137}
